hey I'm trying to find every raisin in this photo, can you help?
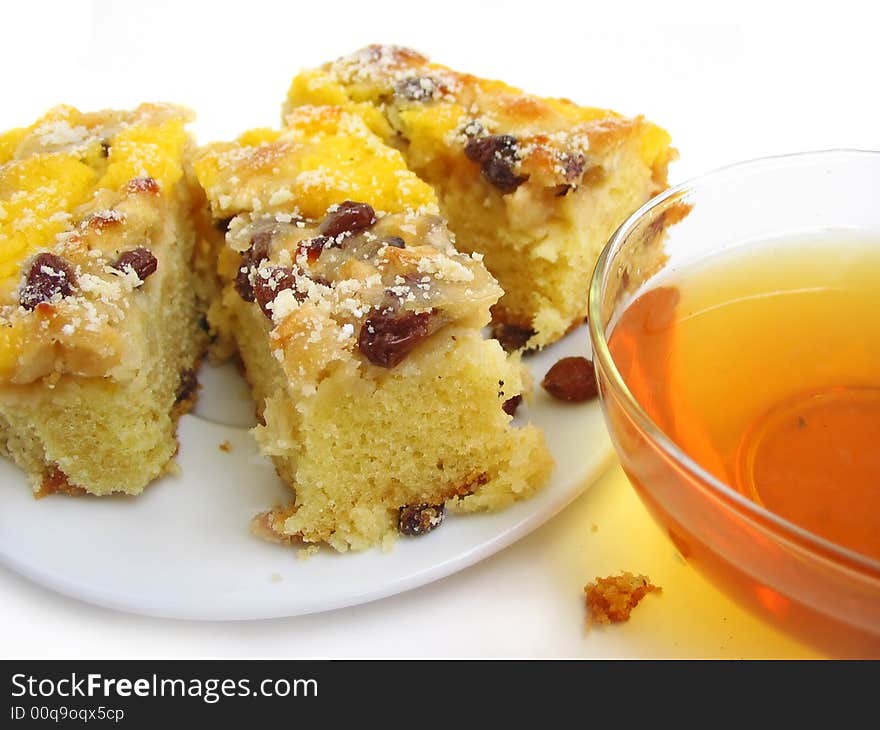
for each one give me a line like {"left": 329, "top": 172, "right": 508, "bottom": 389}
{"left": 542, "top": 356, "right": 598, "bottom": 402}
{"left": 358, "top": 308, "right": 440, "bottom": 368}
{"left": 234, "top": 231, "right": 273, "bottom": 302}
{"left": 253, "top": 266, "right": 299, "bottom": 319}
{"left": 398, "top": 503, "right": 445, "bottom": 536}
{"left": 383, "top": 236, "right": 406, "bottom": 249}
{"left": 484, "top": 156, "right": 529, "bottom": 194}
{"left": 112, "top": 247, "right": 157, "bottom": 284}
{"left": 394, "top": 75, "right": 437, "bottom": 101}
{"left": 249, "top": 230, "right": 273, "bottom": 261}
{"left": 234, "top": 262, "right": 255, "bottom": 302}
{"left": 464, "top": 136, "right": 494, "bottom": 165}
{"left": 319, "top": 201, "right": 376, "bottom": 238}
{"left": 491, "top": 323, "right": 535, "bottom": 352}
{"left": 296, "top": 235, "right": 330, "bottom": 263}
{"left": 502, "top": 394, "right": 523, "bottom": 416}
{"left": 554, "top": 154, "right": 589, "bottom": 196}
{"left": 464, "top": 134, "right": 528, "bottom": 194}
{"left": 125, "top": 177, "right": 160, "bottom": 194}
{"left": 561, "top": 152, "right": 586, "bottom": 181}
{"left": 19, "top": 253, "right": 77, "bottom": 310}
{"left": 175, "top": 368, "right": 199, "bottom": 405}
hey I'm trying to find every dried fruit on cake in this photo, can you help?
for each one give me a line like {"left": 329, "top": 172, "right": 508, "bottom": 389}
{"left": 194, "top": 106, "right": 553, "bottom": 552}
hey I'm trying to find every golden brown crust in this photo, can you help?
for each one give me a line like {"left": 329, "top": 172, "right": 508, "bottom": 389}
{"left": 36, "top": 464, "right": 87, "bottom": 498}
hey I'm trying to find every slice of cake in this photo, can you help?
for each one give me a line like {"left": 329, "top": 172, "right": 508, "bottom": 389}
{"left": 194, "top": 106, "right": 552, "bottom": 552}
{"left": 0, "top": 103, "right": 207, "bottom": 496}
{"left": 284, "top": 45, "right": 675, "bottom": 349}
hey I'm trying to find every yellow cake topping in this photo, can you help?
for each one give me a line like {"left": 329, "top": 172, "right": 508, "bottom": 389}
{"left": 0, "top": 103, "right": 190, "bottom": 287}
{"left": 0, "top": 322, "right": 23, "bottom": 378}
{"left": 0, "top": 152, "right": 96, "bottom": 279}
{"left": 0, "top": 103, "right": 194, "bottom": 383}
{"left": 194, "top": 106, "right": 437, "bottom": 220}
{"left": 285, "top": 46, "right": 673, "bottom": 177}
{"left": 195, "top": 106, "right": 498, "bottom": 392}
{"left": 284, "top": 46, "right": 675, "bottom": 348}
{"left": 96, "top": 116, "right": 188, "bottom": 193}
{"left": 0, "top": 102, "right": 205, "bottom": 498}
{"left": 0, "top": 127, "right": 29, "bottom": 166}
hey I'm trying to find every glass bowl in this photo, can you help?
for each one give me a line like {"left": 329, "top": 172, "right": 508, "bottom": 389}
{"left": 588, "top": 150, "right": 880, "bottom": 657}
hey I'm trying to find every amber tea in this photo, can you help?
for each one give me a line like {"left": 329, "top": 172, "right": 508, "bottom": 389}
{"left": 609, "top": 232, "right": 880, "bottom": 560}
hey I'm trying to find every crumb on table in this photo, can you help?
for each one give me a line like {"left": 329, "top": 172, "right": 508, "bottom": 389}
{"left": 584, "top": 572, "right": 661, "bottom": 625}
{"left": 218, "top": 440, "right": 233, "bottom": 453}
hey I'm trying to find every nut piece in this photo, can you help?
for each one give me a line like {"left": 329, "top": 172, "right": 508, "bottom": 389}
{"left": 19, "top": 253, "right": 77, "bottom": 310}
{"left": 112, "top": 247, "right": 157, "bottom": 284}
{"left": 358, "top": 308, "right": 441, "bottom": 368}
{"left": 319, "top": 201, "right": 376, "bottom": 238}
{"left": 398, "top": 503, "right": 445, "bottom": 536}
{"left": 542, "top": 356, "right": 598, "bottom": 402}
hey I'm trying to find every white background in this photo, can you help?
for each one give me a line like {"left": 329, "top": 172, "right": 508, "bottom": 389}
{"left": 1, "top": 0, "right": 876, "bottom": 658}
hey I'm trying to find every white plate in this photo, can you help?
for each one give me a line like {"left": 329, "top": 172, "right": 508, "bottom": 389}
{"left": 0, "top": 326, "right": 612, "bottom": 620}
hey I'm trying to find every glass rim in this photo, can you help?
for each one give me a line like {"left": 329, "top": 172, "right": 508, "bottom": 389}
{"left": 588, "top": 148, "right": 880, "bottom": 579}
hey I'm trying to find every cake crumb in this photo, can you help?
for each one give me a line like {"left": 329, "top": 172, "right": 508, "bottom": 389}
{"left": 163, "top": 460, "right": 183, "bottom": 477}
{"left": 591, "top": 524, "right": 599, "bottom": 533}
{"left": 584, "top": 572, "right": 661, "bottom": 625}
{"left": 297, "top": 545, "right": 320, "bottom": 560}
{"left": 269, "top": 572, "right": 283, "bottom": 582}
{"left": 218, "top": 440, "right": 233, "bottom": 453}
